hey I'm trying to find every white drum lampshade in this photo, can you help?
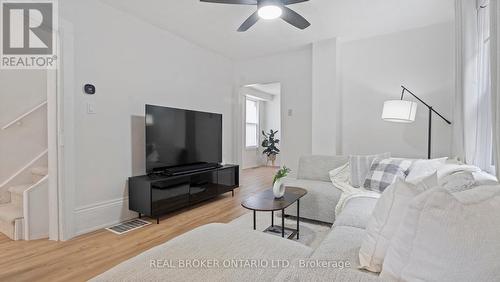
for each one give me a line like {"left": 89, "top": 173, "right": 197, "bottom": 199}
{"left": 382, "top": 100, "right": 418, "bottom": 123}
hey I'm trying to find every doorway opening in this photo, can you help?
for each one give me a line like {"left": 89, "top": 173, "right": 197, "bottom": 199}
{"left": 240, "top": 83, "right": 282, "bottom": 169}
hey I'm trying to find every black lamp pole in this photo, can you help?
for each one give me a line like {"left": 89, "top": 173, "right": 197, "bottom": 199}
{"left": 400, "top": 86, "right": 452, "bottom": 159}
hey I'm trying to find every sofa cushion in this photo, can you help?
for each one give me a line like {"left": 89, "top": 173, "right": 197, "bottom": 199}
{"left": 274, "top": 267, "right": 378, "bottom": 282}
{"left": 358, "top": 174, "right": 437, "bottom": 273}
{"left": 380, "top": 185, "right": 500, "bottom": 282}
{"left": 313, "top": 225, "right": 367, "bottom": 261}
{"left": 334, "top": 197, "right": 378, "bottom": 229}
{"left": 92, "top": 223, "right": 313, "bottom": 282}
{"left": 274, "top": 226, "right": 378, "bottom": 282}
{"left": 283, "top": 178, "right": 342, "bottom": 223}
{"left": 297, "top": 155, "right": 348, "bottom": 182}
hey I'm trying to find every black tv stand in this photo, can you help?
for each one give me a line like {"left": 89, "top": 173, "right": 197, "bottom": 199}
{"left": 129, "top": 164, "right": 239, "bottom": 224}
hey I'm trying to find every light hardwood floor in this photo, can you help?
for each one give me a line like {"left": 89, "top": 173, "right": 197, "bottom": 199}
{"left": 0, "top": 167, "right": 277, "bottom": 282}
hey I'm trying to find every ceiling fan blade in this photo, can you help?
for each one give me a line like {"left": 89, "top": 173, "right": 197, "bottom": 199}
{"left": 283, "top": 0, "right": 309, "bottom": 4}
{"left": 238, "top": 11, "right": 259, "bottom": 32}
{"left": 200, "top": 0, "right": 257, "bottom": 4}
{"left": 281, "top": 6, "right": 310, "bottom": 30}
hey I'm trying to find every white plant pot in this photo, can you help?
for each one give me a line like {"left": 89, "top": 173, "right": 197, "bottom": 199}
{"left": 273, "top": 178, "right": 286, "bottom": 198}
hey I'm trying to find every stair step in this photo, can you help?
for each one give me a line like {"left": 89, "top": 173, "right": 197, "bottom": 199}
{"left": 31, "top": 166, "right": 48, "bottom": 183}
{"left": 8, "top": 184, "right": 30, "bottom": 196}
{"left": 0, "top": 203, "right": 23, "bottom": 221}
{"left": 8, "top": 185, "right": 29, "bottom": 207}
{"left": 10, "top": 193, "right": 23, "bottom": 208}
{"left": 32, "top": 166, "right": 48, "bottom": 177}
{"left": 0, "top": 203, "right": 23, "bottom": 240}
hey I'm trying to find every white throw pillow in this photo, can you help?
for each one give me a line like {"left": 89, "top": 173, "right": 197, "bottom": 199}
{"left": 473, "top": 171, "right": 499, "bottom": 186}
{"left": 358, "top": 173, "right": 438, "bottom": 272}
{"left": 380, "top": 185, "right": 500, "bottom": 282}
{"left": 405, "top": 157, "right": 447, "bottom": 183}
{"left": 349, "top": 153, "right": 391, "bottom": 188}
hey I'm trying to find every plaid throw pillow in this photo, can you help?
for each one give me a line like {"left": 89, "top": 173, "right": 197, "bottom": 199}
{"left": 363, "top": 159, "right": 413, "bottom": 192}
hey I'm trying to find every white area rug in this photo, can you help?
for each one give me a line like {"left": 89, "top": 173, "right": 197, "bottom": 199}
{"left": 229, "top": 212, "right": 331, "bottom": 249}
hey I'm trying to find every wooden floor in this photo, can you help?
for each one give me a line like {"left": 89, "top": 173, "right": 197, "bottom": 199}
{"left": 0, "top": 167, "right": 277, "bottom": 282}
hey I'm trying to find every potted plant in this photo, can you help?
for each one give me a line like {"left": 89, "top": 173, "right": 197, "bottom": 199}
{"left": 273, "top": 166, "right": 291, "bottom": 198}
{"left": 261, "top": 130, "right": 280, "bottom": 166}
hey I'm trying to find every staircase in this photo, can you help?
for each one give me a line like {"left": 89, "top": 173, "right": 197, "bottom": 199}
{"left": 0, "top": 166, "right": 48, "bottom": 240}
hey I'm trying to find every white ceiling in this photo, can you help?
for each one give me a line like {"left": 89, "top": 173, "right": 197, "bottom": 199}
{"left": 101, "top": 0, "right": 454, "bottom": 59}
{"left": 247, "top": 82, "right": 281, "bottom": 96}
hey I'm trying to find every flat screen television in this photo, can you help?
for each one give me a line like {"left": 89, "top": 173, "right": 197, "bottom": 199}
{"left": 145, "top": 104, "right": 222, "bottom": 173}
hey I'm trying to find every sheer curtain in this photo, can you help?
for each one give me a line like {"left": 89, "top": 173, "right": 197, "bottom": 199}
{"left": 490, "top": 0, "right": 500, "bottom": 176}
{"left": 454, "top": 0, "right": 494, "bottom": 173}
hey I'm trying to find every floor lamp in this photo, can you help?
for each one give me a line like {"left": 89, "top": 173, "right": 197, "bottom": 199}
{"left": 382, "top": 85, "right": 452, "bottom": 159}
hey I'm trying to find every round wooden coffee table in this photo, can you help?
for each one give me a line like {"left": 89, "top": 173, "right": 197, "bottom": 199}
{"left": 241, "top": 187, "right": 307, "bottom": 239}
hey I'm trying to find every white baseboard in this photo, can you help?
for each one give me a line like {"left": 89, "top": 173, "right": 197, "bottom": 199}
{"left": 73, "top": 197, "right": 137, "bottom": 237}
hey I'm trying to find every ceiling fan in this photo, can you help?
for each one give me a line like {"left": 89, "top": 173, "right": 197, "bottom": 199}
{"left": 200, "top": 0, "right": 311, "bottom": 32}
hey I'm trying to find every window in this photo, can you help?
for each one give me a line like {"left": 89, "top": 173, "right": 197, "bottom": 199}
{"left": 245, "top": 98, "right": 259, "bottom": 148}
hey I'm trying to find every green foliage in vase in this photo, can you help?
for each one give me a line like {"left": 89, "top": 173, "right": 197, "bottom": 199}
{"left": 273, "top": 166, "right": 291, "bottom": 185}
{"left": 261, "top": 130, "right": 280, "bottom": 157}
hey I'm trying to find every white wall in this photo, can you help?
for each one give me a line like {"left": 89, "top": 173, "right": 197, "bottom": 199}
{"left": 340, "top": 22, "right": 455, "bottom": 158}
{"left": 234, "top": 48, "right": 313, "bottom": 175}
{"left": 60, "top": 0, "right": 235, "bottom": 236}
{"left": 312, "top": 38, "right": 340, "bottom": 155}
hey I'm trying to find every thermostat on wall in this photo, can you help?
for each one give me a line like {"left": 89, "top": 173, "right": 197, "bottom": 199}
{"left": 84, "top": 84, "right": 96, "bottom": 95}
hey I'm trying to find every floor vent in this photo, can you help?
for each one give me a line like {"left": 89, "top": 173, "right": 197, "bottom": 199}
{"left": 106, "top": 219, "right": 151, "bottom": 235}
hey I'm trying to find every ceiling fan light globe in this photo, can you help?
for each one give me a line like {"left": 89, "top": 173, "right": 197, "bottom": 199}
{"left": 258, "top": 5, "right": 282, "bottom": 20}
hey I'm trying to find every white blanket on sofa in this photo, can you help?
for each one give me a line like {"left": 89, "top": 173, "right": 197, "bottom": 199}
{"left": 329, "top": 163, "right": 381, "bottom": 216}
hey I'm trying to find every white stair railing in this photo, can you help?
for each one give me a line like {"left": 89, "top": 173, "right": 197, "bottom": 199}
{"left": 2, "top": 100, "right": 47, "bottom": 130}
{"left": 0, "top": 149, "right": 48, "bottom": 189}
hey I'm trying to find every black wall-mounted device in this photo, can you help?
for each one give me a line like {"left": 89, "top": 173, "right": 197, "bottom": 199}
{"left": 84, "top": 84, "right": 96, "bottom": 95}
